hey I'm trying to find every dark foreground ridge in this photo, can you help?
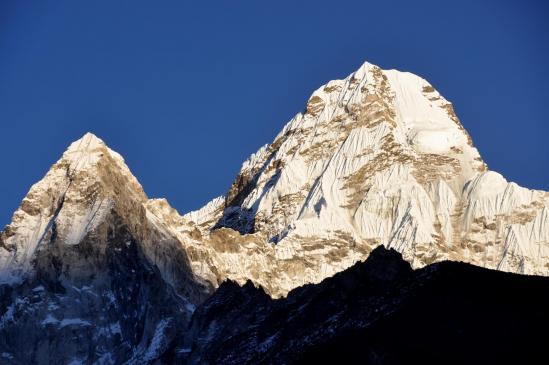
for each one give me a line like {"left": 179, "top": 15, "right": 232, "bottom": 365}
{"left": 1, "top": 245, "right": 548, "bottom": 364}
{"left": 170, "top": 246, "right": 549, "bottom": 365}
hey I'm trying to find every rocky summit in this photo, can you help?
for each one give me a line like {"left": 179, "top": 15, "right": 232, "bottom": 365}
{"left": 1, "top": 61, "right": 548, "bottom": 364}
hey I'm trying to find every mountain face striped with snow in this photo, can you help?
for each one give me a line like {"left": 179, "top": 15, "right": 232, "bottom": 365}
{"left": 179, "top": 61, "right": 549, "bottom": 295}
{"left": 0, "top": 60, "right": 548, "bottom": 363}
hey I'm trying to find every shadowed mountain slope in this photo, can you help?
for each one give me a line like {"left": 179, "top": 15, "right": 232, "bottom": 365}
{"left": 176, "top": 246, "right": 549, "bottom": 365}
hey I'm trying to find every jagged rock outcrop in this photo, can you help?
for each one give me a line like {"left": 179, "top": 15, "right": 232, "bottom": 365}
{"left": 0, "top": 60, "right": 548, "bottom": 363}
{"left": 173, "top": 246, "right": 549, "bottom": 365}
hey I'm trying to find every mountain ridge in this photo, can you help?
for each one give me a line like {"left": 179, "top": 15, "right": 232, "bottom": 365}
{"left": 2, "top": 61, "right": 549, "bottom": 298}
{"left": 0, "top": 59, "right": 548, "bottom": 363}
{"left": 174, "top": 245, "right": 549, "bottom": 365}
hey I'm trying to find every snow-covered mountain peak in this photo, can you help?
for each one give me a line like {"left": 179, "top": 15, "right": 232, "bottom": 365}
{"left": 190, "top": 60, "right": 548, "bottom": 291}
{"left": 0, "top": 132, "right": 148, "bottom": 283}
{"left": 0, "top": 135, "right": 205, "bottom": 363}
{"left": 60, "top": 133, "right": 108, "bottom": 173}
{"left": 1, "top": 60, "right": 548, "bottom": 300}
{"left": 214, "top": 62, "right": 485, "bottom": 238}
{"left": 60, "top": 132, "right": 138, "bottom": 182}
{"left": 66, "top": 131, "right": 104, "bottom": 152}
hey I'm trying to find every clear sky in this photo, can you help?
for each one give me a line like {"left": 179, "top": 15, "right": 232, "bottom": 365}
{"left": 1, "top": 0, "right": 548, "bottom": 227}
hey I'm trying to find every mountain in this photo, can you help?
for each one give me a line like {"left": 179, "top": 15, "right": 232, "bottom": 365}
{"left": 0, "top": 133, "right": 208, "bottom": 363}
{"left": 160, "top": 61, "right": 547, "bottom": 297}
{"left": 202, "top": 61, "right": 549, "bottom": 286}
{"left": 0, "top": 60, "right": 548, "bottom": 363}
{"left": 174, "top": 246, "right": 549, "bottom": 365}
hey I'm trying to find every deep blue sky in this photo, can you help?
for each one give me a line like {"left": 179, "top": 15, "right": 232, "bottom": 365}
{"left": 1, "top": 1, "right": 548, "bottom": 227}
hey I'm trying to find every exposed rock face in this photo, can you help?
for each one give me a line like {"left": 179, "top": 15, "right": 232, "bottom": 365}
{"left": 0, "top": 60, "right": 548, "bottom": 363}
